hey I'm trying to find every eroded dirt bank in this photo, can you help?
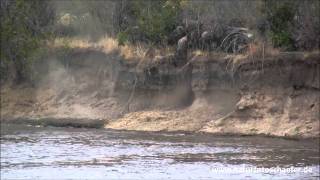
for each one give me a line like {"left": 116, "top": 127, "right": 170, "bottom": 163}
{"left": 1, "top": 49, "right": 319, "bottom": 138}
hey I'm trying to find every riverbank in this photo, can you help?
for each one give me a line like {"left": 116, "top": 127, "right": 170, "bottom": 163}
{"left": 1, "top": 118, "right": 317, "bottom": 140}
{"left": 1, "top": 47, "right": 319, "bottom": 139}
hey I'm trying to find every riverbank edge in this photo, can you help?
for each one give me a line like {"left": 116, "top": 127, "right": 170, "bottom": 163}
{"left": 1, "top": 117, "right": 319, "bottom": 141}
{"left": 1, "top": 51, "right": 319, "bottom": 140}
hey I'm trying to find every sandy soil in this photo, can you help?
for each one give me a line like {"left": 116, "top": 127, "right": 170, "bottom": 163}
{"left": 105, "top": 88, "right": 319, "bottom": 139}
{"left": 1, "top": 51, "right": 319, "bottom": 139}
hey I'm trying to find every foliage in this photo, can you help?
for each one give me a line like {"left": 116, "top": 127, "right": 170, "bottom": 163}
{"left": 121, "top": 0, "right": 185, "bottom": 44}
{"left": 292, "top": 1, "right": 320, "bottom": 50}
{"left": 265, "top": 2, "right": 296, "bottom": 50}
{"left": 0, "top": 0, "right": 55, "bottom": 82}
{"left": 117, "top": 31, "right": 129, "bottom": 46}
{"left": 1, "top": 0, "right": 319, "bottom": 85}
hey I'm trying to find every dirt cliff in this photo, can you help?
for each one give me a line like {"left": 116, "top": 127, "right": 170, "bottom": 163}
{"left": 1, "top": 49, "right": 319, "bottom": 139}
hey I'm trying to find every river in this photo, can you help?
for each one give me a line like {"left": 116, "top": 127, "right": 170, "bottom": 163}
{"left": 1, "top": 123, "right": 319, "bottom": 179}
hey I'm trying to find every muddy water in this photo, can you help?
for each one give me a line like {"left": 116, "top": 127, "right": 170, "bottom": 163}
{"left": 1, "top": 123, "right": 319, "bottom": 179}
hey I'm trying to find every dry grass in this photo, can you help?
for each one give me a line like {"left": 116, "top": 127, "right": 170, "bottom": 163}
{"left": 52, "top": 37, "right": 92, "bottom": 49}
{"left": 217, "top": 41, "right": 283, "bottom": 68}
{"left": 51, "top": 36, "right": 175, "bottom": 60}
{"left": 302, "top": 50, "right": 320, "bottom": 59}
{"left": 50, "top": 36, "right": 315, "bottom": 65}
{"left": 191, "top": 50, "right": 209, "bottom": 56}
{"left": 247, "top": 41, "right": 281, "bottom": 58}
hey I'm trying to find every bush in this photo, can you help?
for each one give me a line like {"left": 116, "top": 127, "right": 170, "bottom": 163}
{"left": 0, "top": 0, "right": 55, "bottom": 83}
{"left": 266, "top": 2, "right": 296, "bottom": 50}
{"left": 113, "top": 0, "right": 184, "bottom": 44}
{"left": 117, "top": 31, "right": 129, "bottom": 46}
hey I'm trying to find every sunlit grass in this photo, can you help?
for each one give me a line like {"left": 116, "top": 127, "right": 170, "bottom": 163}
{"left": 50, "top": 35, "right": 318, "bottom": 65}
{"left": 51, "top": 36, "right": 175, "bottom": 60}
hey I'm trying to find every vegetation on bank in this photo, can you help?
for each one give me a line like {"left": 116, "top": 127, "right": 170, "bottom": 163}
{"left": 1, "top": 0, "right": 54, "bottom": 82}
{"left": 1, "top": 0, "right": 319, "bottom": 84}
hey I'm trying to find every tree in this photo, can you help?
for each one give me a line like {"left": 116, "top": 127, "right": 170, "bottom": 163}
{"left": 113, "top": 0, "right": 185, "bottom": 45}
{"left": 1, "top": 0, "right": 55, "bottom": 82}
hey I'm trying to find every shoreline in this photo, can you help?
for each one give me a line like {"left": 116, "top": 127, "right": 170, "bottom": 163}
{"left": 1, "top": 117, "right": 319, "bottom": 140}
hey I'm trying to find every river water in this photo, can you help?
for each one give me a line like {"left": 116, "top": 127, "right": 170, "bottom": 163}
{"left": 1, "top": 123, "right": 319, "bottom": 179}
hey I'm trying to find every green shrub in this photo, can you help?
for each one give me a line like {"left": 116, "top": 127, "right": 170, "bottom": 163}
{"left": 0, "top": 0, "right": 55, "bottom": 83}
{"left": 117, "top": 31, "right": 129, "bottom": 46}
{"left": 117, "top": 0, "right": 184, "bottom": 44}
{"left": 266, "top": 2, "right": 296, "bottom": 50}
